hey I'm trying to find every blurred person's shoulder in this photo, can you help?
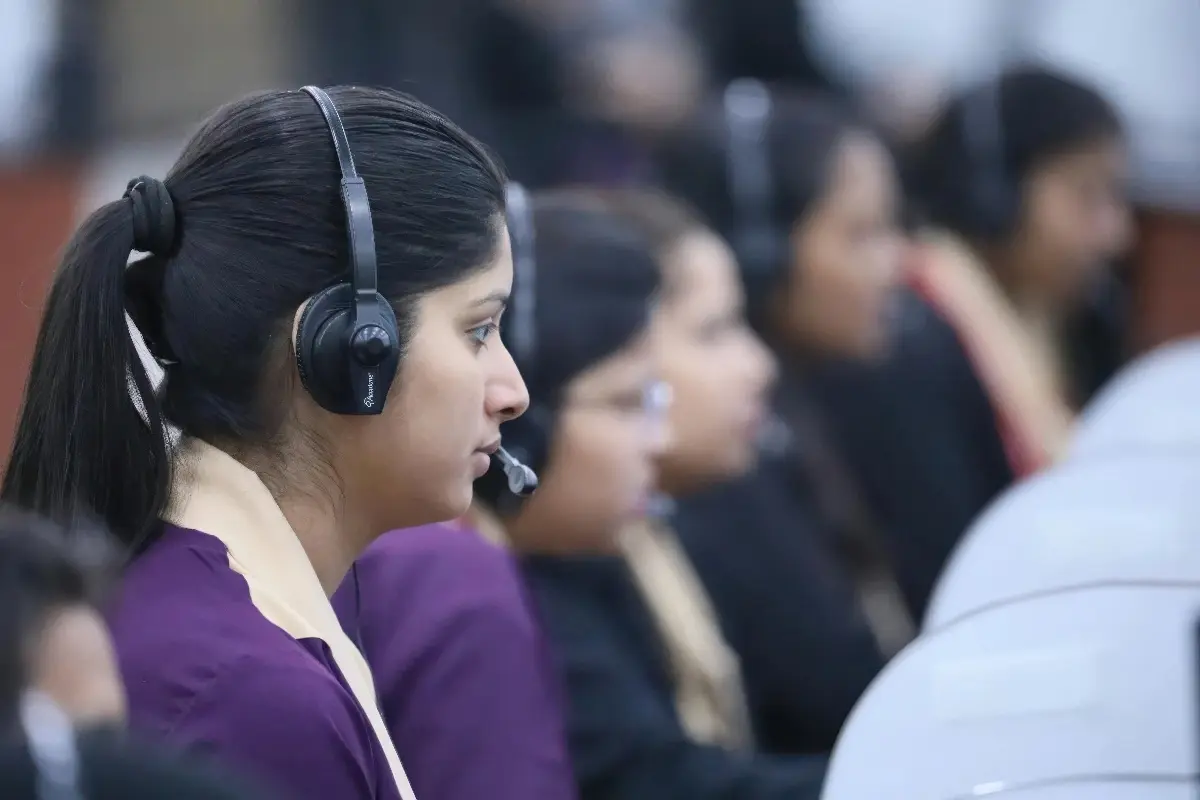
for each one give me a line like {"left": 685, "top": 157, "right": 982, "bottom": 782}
{"left": 669, "top": 469, "right": 824, "bottom": 584}
{"left": 346, "top": 522, "right": 532, "bottom": 628}
{"left": 889, "top": 284, "right": 977, "bottom": 370}
{"left": 0, "top": 732, "right": 263, "bottom": 799}
{"left": 356, "top": 522, "right": 514, "bottom": 580}
{"left": 80, "top": 732, "right": 264, "bottom": 799}
{"left": 338, "top": 521, "right": 551, "bottom": 686}
{"left": 520, "top": 551, "right": 640, "bottom": 629}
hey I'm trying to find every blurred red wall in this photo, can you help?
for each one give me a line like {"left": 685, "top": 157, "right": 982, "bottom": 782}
{"left": 0, "top": 161, "right": 84, "bottom": 471}
{"left": 1131, "top": 209, "right": 1200, "bottom": 353}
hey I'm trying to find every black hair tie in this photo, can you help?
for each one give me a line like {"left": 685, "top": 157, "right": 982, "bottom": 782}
{"left": 124, "top": 176, "right": 178, "bottom": 256}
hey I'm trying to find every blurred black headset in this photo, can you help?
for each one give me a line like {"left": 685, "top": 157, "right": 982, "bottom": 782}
{"left": 959, "top": 76, "right": 1018, "bottom": 239}
{"left": 723, "top": 78, "right": 784, "bottom": 288}
{"left": 293, "top": 85, "right": 401, "bottom": 416}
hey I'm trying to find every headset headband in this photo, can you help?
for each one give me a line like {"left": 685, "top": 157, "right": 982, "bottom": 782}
{"left": 960, "top": 75, "right": 1012, "bottom": 235}
{"left": 302, "top": 86, "right": 378, "bottom": 305}
{"left": 299, "top": 85, "right": 397, "bottom": 415}
{"left": 723, "top": 79, "right": 777, "bottom": 277}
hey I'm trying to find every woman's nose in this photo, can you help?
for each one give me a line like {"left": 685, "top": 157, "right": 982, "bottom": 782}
{"left": 488, "top": 345, "right": 530, "bottom": 423}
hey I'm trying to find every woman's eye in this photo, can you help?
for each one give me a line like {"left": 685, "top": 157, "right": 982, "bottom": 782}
{"left": 469, "top": 322, "right": 499, "bottom": 349}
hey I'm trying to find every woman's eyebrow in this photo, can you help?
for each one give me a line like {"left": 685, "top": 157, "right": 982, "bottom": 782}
{"left": 471, "top": 290, "right": 510, "bottom": 309}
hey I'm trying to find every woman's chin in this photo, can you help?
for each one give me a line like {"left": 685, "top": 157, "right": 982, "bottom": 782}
{"left": 447, "top": 481, "right": 476, "bottom": 520}
{"left": 413, "top": 481, "right": 475, "bottom": 529}
{"left": 705, "top": 444, "right": 758, "bottom": 484}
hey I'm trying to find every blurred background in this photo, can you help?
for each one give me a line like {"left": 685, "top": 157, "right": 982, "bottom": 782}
{"left": 0, "top": 0, "right": 1198, "bottom": 459}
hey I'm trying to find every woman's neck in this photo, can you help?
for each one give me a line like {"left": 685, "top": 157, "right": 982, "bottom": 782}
{"left": 980, "top": 242, "right": 1065, "bottom": 326}
{"left": 276, "top": 492, "right": 364, "bottom": 596}
{"left": 226, "top": 437, "right": 374, "bottom": 597}
{"left": 256, "top": 461, "right": 367, "bottom": 596}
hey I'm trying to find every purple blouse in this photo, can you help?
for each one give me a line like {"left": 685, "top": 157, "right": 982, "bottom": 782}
{"left": 110, "top": 524, "right": 404, "bottom": 799}
{"left": 107, "top": 439, "right": 415, "bottom": 800}
{"left": 334, "top": 522, "right": 579, "bottom": 800}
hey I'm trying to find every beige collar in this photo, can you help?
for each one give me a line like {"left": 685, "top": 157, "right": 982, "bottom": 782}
{"left": 618, "top": 519, "right": 753, "bottom": 750}
{"left": 466, "top": 503, "right": 510, "bottom": 548}
{"left": 914, "top": 232, "right": 1074, "bottom": 471}
{"left": 166, "top": 438, "right": 417, "bottom": 799}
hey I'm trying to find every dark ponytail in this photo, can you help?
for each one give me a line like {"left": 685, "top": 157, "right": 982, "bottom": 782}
{"left": 2, "top": 199, "right": 171, "bottom": 553}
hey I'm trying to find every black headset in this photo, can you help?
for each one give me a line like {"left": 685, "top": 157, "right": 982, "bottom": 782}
{"left": 294, "top": 85, "right": 401, "bottom": 416}
{"left": 960, "top": 76, "right": 1018, "bottom": 239}
{"left": 723, "top": 78, "right": 783, "bottom": 285}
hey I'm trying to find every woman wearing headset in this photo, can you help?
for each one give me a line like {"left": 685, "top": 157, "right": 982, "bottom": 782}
{"left": 830, "top": 67, "right": 1130, "bottom": 615}
{"left": 663, "top": 69, "right": 1127, "bottom": 625}
{"left": 901, "top": 65, "right": 1130, "bottom": 468}
{"left": 657, "top": 87, "right": 912, "bottom": 754}
{"left": 343, "top": 187, "right": 823, "bottom": 799}
{"left": 500, "top": 189, "right": 823, "bottom": 799}
{"left": 1, "top": 86, "right": 525, "bottom": 800}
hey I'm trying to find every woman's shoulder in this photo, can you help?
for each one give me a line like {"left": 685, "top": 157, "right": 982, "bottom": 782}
{"left": 520, "top": 555, "right": 651, "bottom": 642}
{"left": 115, "top": 589, "right": 392, "bottom": 798}
{"left": 156, "top": 648, "right": 397, "bottom": 799}
{"left": 343, "top": 523, "right": 547, "bottom": 678}
{"left": 110, "top": 525, "right": 350, "bottom": 739}
{"left": 890, "top": 285, "right": 978, "bottom": 374}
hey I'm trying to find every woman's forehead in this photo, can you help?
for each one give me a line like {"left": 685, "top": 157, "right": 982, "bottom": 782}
{"left": 421, "top": 238, "right": 514, "bottom": 312}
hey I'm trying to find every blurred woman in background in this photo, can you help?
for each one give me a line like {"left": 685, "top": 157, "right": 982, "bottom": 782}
{"left": 654, "top": 86, "right": 913, "bottom": 754}
{"left": 0, "top": 507, "right": 256, "bottom": 799}
{"left": 0, "top": 508, "right": 123, "bottom": 740}
{"left": 904, "top": 66, "right": 1130, "bottom": 461}
{"left": 501, "top": 188, "right": 823, "bottom": 798}
{"left": 352, "top": 185, "right": 823, "bottom": 798}
{"left": 815, "top": 66, "right": 1132, "bottom": 617}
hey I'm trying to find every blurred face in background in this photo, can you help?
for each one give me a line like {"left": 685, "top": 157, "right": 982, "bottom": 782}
{"left": 653, "top": 231, "right": 776, "bottom": 494}
{"left": 31, "top": 604, "right": 126, "bottom": 727}
{"left": 511, "top": 334, "right": 666, "bottom": 552}
{"left": 778, "top": 131, "right": 904, "bottom": 359}
{"left": 1009, "top": 137, "right": 1131, "bottom": 307}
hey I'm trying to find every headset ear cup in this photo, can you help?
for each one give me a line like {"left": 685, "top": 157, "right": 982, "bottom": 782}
{"left": 971, "top": 178, "right": 1020, "bottom": 241}
{"left": 296, "top": 283, "right": 355, "bottom": 413}
{"left": 997, "top": 182, "right": 1021, "bottom": 236}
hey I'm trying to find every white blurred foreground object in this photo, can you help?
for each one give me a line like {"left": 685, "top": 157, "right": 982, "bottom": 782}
{"left": 822, "top": 338, "right": 1200, "bottom": 799}
{"left": 0, "top": 0, "right": 57, "bottom": 155}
